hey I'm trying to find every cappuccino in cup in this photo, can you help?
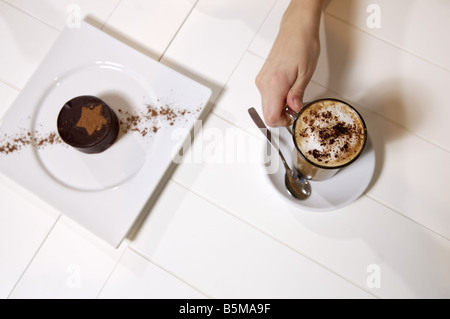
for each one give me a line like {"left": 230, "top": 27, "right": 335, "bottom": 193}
{"left": 292, "top": 99, "right": 367, "bottom": 181}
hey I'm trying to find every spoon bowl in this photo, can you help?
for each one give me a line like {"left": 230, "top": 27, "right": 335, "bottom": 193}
{"left": 285, "top": 167, "right": 311, "bottom": 200}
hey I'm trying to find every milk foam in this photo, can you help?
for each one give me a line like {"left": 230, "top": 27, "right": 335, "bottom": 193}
{"left": 294, "top": 100, "right": 365, "bottom": 167}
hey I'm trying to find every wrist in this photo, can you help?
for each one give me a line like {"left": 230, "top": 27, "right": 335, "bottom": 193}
{"left": 282, "top": 0, "right": 325, "bottom": 33}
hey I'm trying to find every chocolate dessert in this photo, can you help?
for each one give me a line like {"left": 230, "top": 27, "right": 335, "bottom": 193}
{"left": 57, "top": 95, "right": 119, "bottom": 154}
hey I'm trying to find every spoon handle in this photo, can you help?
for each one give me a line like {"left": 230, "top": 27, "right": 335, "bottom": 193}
{"left": 247, "top": 107, "right": 290, "bottom": 171}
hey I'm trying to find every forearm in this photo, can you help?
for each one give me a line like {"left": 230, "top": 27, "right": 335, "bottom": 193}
{"left": 255, "top": 0, "right": 326, "bottom": 126}
{"left": 282, "top": 0, "right": 326, "bottom": 35}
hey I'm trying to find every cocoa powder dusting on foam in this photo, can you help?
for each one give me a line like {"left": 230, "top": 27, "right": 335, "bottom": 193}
{"left": 308, "top": 110, "right": 358, "bottom": 162}
{"left": 1, "top": 103, "right": 200, "bottom": 155}
{"left": 296, "top": 100, "right": 365, "bottom": 166}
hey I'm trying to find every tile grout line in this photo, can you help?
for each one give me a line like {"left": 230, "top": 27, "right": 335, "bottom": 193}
{"left": 171, "top": 105, "right": 449, "bottom": 294}
{"left": 170, "top": 41, "right": 449, "bottom": 291}
{"left": 0, "top": 78, "right": 21, "bottom": 92}
{"left": 146, "top": 0, "right": 277, "bottom": 140}
{"left": 3, "top": 0, "right": 260, "bottom": 299}
{"left": 0, "top": 0, "right": 122, "bottom": 96}
{"left": 170, "top": 178, "right": 379, "bottom": 299}
{"left": 188, "top": 109, "right": 450, "bottom": 245}
{"left": 99, "top": 0, "right": 123, "bottom": 30}
{"left": 94, "top": 239, "right": 132, "bottom": 299}
{"left": 158, "top": 0, "right": 201, "bottom": 62}
{"left": 2, "top": 0, "right": 444, "bottom": 298}
{"left": 182, "top": 81, "right": 450, "bottom": 246}
{"left": 306, "top": 79, "right": 450, "bottom": 154}
{"left": 206, "top": 0, "right": 280, "bottom": 136}
{"left": 170, "top": 105, "right": 450, "bottom": 293}
{"left": 366, "top": 193, "right": 450, "bottom": 243}
{"left": 2, "top": 0, "right": 60, "bottom": 32}
{"left": 324, "top": 12, "right": 450, "bottom": 74}
{"left": 246, "top": 47, "right": 266, "bottom": 61}
{"left": 245, "top": 49, "right": 450, "bottom": 154}
{"left": 6, "top": 213, "right": 62, "bottom": 299}
{"left": 216, "top": 0, "right": 279, "bottom": 94}
{"left": 127, "top": 246, "right": 212, "bottom": 299}
{"left": 241, "top": 0, "right": 283, "bottom": 63}
{"left": 159, "top": 0, "right": 275, "bottom": 102}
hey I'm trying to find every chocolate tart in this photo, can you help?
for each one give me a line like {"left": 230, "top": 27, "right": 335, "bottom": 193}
{"left": 57, "top": 95, "right": 119, "bottom": 154}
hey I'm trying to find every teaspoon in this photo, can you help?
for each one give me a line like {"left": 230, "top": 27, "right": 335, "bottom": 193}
{"left": 248, "top": 107, "right": 311, "bottom": 200}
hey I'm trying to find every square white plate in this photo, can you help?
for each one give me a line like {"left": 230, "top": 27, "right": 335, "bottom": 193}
{"left": 0, "top": 21, "right": 212, "bottom": 247}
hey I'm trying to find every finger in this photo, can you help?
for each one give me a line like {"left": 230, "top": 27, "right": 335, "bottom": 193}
{"left": 286, "top": 75, "right": 308, "bottom": 113}
{"left": 261, "top": 74, "right": 291, "bottom": 127}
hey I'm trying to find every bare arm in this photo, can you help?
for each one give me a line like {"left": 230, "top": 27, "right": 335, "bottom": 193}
{"left": 255, "top": 0, "right": 325, "bottom": 127}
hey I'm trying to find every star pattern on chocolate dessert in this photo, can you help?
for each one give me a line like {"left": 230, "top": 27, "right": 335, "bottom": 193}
{"left": 76, "top": 104, "right": 107, "bottom": 135}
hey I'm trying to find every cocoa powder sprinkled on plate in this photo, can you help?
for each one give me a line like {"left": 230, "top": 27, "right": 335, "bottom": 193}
{"left": 0, "top": 131, "right": 63, "bottom": 155}
{"left": 0, "top": 103, "right": 200, "bottom": 155}
{"left": 118, "top": 104, "right": 199, "bottom": 137}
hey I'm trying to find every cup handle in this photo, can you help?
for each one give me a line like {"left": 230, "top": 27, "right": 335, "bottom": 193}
{"left": 285, "top": 106, "right": 298, "bottom": 136}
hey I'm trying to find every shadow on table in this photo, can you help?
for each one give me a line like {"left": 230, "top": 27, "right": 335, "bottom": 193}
{"left": 84, "top": 15, "right": 223, "bottom": 99}
{"left": 320, "top": 2, "right": 428, "bottom": 193}
{"left": 125, "top": 99, "right": 215, "bottom": 243}
{"left": 289, "top": 1, "right": 449, "bottom": 298}
{"left": 79, "top": 16, "right": 221, "bottom": 245}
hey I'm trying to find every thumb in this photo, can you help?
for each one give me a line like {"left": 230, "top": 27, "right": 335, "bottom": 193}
{"left": 286, "top": 77, "right": 307, "bottom": 112}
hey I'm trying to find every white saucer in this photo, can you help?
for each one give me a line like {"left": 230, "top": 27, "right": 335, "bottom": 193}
{"left": 0, "top": 22, "right": 212, "bottom": 246}
{"left": 262, "top": 127, "right": 375, "bottom": 212}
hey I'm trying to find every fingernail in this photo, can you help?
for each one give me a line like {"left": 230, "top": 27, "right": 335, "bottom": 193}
{"left": 293, "top": 99, "right": 302, "bottom": 111}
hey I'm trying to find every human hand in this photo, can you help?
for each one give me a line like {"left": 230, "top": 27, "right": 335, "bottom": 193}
{"left": 255, "top": 0, "right": 324, "bottom": 127}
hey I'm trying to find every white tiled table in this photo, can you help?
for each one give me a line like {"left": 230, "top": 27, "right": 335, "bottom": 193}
{"left": 1, "top": 0, "right": 450, "bottom": 299}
